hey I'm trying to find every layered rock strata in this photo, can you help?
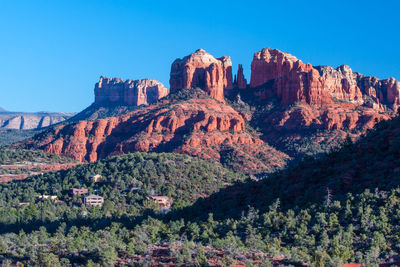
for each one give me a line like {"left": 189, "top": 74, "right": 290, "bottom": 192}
{"left": 16, "top": 98, "right": 288, "bottom": 173}
{"left": 94, "top": 77, "right": 169, "bottom": 106}
{"left": 249, "top": 48, "right": 400, "bottom": 110}
{"left": 170, "top": 49, "right": 233, "bottom": 102}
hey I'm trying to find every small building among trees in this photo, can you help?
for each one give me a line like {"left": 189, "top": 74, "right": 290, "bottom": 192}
{"left": 84, "top": 194, "right": 104, "bottom": 207}
{"left": 70, "top": 188, "right": 88, "bottom": 196}
{"left": 150, "top": 196, "right": 171, "bottom": 208}
{"left": 89, "top": 174, "right": 102, "bottom": 182}
{"left": 37, "top": 195, "right": 57, "bottom": 201}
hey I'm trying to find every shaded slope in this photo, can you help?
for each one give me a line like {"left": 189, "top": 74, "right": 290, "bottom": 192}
{"left": 144, "top": 113, "right": 400, "bottom": 265}
{"left": 0, "top": 129, "right": 42, "bottom": 147}
{"left": 66, "top": 101, "right": 143, "bottom": 122}
{"left": 175, "top": 113, "right": 400, "bottom": 221}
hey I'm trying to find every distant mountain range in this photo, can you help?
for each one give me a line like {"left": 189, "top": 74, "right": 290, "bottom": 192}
{"left": 0, "top": 110, "right": 75, "bottom": 130}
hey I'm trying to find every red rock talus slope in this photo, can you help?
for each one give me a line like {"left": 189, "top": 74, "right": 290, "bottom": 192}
{"left": 16, "top": 96, "right": 288, "bottom": 174}
{"left": 170, "top": 49, "right": 233, "bottom": 102}
{"left": 94, "top": 77, "right": 169, "bottom": 106}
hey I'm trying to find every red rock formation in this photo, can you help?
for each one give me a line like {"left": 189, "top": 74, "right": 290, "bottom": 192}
{"left": 15, "top": 47, "right": 400, "bottom": 170}
{"left": 250, "top": 48, "right": 400, "bottom": 110}
{"left": 220, "top": 56, "right": 233, "bottom": 92}
{"left": 94, "top": 77, "right": 169, "bottom": 106}
{"left": 356, "top": 75, "right": 400, "bottom": 110}
{"left": 169, "top": 49, "right": 233, "bottom": 102}
{"left": 16, "top": 98, "right": 288, "bottom": 174}
{"left": 250, "top": 48, "right": 332, "bottom": 106}
{"left": 244, "top": 47, "right": 400, "bottom": 156}
{"left": 234, "top": 64, "right": 247, "bottom": 89}
{"left": 315, "top": 65, "right": 363, "bottom": 103}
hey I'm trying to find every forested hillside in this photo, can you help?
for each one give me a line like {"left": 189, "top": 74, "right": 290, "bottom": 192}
{"left": 1, "top": 116, "right": 400, "bottom": 265}
{"left": 0, "top": 152, "right": 243, "bottom": 230}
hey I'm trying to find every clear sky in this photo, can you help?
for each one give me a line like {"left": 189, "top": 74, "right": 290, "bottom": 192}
{"left": 1, "top": 0, "right": 399, "bottom": 112}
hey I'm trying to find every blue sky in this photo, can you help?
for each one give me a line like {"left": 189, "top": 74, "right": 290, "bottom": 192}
{"left": 1, "top": 0, "right": 399, "bottom": 112}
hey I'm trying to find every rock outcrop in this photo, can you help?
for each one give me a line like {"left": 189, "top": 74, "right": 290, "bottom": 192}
{"left": 15, "top": 97, "right": 289, "bottom": 174}
{"left": 314, "top": 65, "right": 363, "bottom": 104}
{"left": 170, "top": 49, "right": 233, "bottom": 102}
{"left": 356, "top": 75, "right": 400, "bottom": 110}
{"left": 94, "top": 77, "right": 169, "bottom": 106}
{"left": 234, "top": 64, "right": 247, "bottom": 89}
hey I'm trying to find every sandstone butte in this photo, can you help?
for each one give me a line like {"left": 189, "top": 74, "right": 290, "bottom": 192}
{"left": 170, "top": 49, "right": 233, "bottom": 102}
{"left": 243, "top": 48, "right": 399, "bottom": 145}
{"left": 250, "top": 48, "right": 400, "bottom": 109}
{"left": 94, "top": 77, "right": 169, "bottom": 106}
{"left": 16, "top": 97, "right": 289, "bottom": 174}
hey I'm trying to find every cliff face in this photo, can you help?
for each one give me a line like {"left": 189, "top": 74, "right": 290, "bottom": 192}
{"left": 249, "top": 48, "right": 400, "bottom": 110}
{"left": 314, "top": 65, "right": 363, "bottom": 103}
{"left": 0, "top": 112, "right": 74, "bottom": 130}
{"left": 16, "top": 96, "right": 288, "bottom": 174}
{"left": 170, "top": 49, "right": 233, "bottom": 102}
{"left": 250, "top": 48, "right": 333, "bottom": 106}
{"left": 356, "top": 76, "right": 400, "bottom": 110}
{"left": 239, "top": 47, "right": 399, "bottom": 156}
{"left": 94, "top": 77, "right": 169, "bottom": 106}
